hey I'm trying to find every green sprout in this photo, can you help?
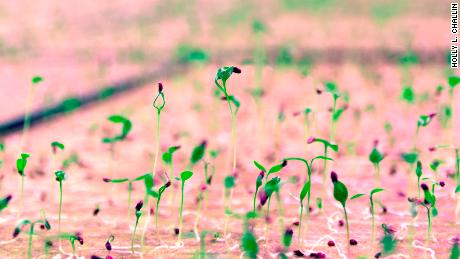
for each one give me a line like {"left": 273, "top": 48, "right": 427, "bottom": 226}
{"left": 13, "top": 212, "right": 51, "bottom": 259}
{"left": 369, "top": 188, "right": 384, "bottom": 244}
{"left": 419, "top": 183, "right": 437, "bottom": 244}
{"left": 102, "top": 115, "right": 132, "bottom": 144}
{"left": 214, "top": 66, "right": 241, "bottom": 176}
{"left": 451, "top": 240, "right": 459, "bottom": 259}
{"left": 324, "top": 81, "right": 344, "bottom": 142}
{"left": 429, "top": 159, "right": 444, "bottom": 179}
{"left": 54, "top": 170, "right": 66, "bottom": 247}
{"left": 307, "top": 136, "right": 339, "bottom": 185}
{"left": 214, "top": 66, "right": 241, "bottom": 236}
{"left": 401, "top": 85, "right": 415, "bottom": 104}
{"left": 141, "top": 83, "right": 166, "bottom": 248}
{"left": 380, "top": 224, "right": 397, "bottom": 256}
{"left": 330, "top": 171, "right": 352, "bottom": 245}
{"left": 20, "top": 76, "right": 43, "bottom": 149}
{"left": 103, "top": 173, "right": 151, "bottom": 217}
{"left": 131, "top": 200, "right": 143, "bottom": 253}
{"left": 177, "top": 170, "right": 193, "bottom": 242}
{"left": 369, "top": 145, "right": 385, "bottom": 179}
{"left": 149, "top": 180, "right": 171, "bottom": 239}
{"left": 280, "top": 227, "right": 293, "bottom": 258}
{"left": 44, "top": 232, "right": 83, "bottom": 258}
{"left": 283, "top": 156, "right": 332, "bottom": 246}
{"left": 162, "top": 145, "right": 181, "bottom": 181}
{"left": 414, "top": 113, "right": 436, "bottom": 150}
{"left": 16, "top": 153, "right": 30, "bottom": 215}
{"left": 241, "top": 212, "right": 259, "bottom": 259}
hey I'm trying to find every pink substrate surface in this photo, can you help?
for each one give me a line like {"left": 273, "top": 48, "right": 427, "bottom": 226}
{"left": 0, "top": 63, "right": 459, "bottom": 258}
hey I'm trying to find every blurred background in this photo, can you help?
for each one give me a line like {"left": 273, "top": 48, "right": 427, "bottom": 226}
{"left": 0, "top": 0, "right": 451, "bottom": 128}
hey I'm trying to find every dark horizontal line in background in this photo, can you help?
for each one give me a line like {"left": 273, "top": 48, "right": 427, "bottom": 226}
{"left": 0, "top": 47, "right": 450, "bottom": 137}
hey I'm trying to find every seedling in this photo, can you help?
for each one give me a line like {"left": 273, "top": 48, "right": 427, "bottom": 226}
{"left": 214, "top": 66, "right": 241, "bottom": 176}
{"left": 252, "top": 169, "right": 264, "bottom": 213}
{"left": 102, "top": 114, "right": 132, "bottom": 144}
{"left": 418, "top": 183, "right": 437, "bottom": 244}
{"left": 369, "top": 188, "right": 384, "bottom": 244}
{"left": 380, "top": 224, "right": 397, "bottom": 256}
{"left": 141, "top": 83, "right": 166, "bottom": 247}
{"left": 103, "top": 173, "right": 150, "bottom": 217}
{"left": 241, "top": 212, "right": 259, "bottom": 259}
{"left": 369, "top": 144, "right": 385, "bottom": 179}
{"left": 44, "top": 232, "right": 84, "bottom": 258}
{"left": 177, "top": 170, "right": 193, "bottom": 242}
{"left": 307, "top": 136, "right": 339, "bottom": 185}
{"left": 0, "top": 141, "right": 4, "bottom": 170}
{"left": 324, "top": 82, "right": 344, "bottom": 142}
{"left": 330, "top": 171, "right": 352, "bottom": 245}
{"left": 280, "top": 227, "right": 293, "bottom": 259}
{"left": 414, "top": 113, "right": 436, "bottom": 150}
{"left": 16, "top": 152, "right": 30, "bottom": 215}
{"left": 283, "top": 156, "right": 332, "bottom": 245}
{"left": 162, "top": 145, "right": 181, "bottom": 180}
{"left": 55, "top": 170, "right": 66, "bottom": 247}
{"left": 131, "top": 200, "right": 143, "bottom": 253}
{"left": 20, "top": 76, "right": 43, "bottom": 149}
{"left": 149, "top": 180, "right": 171, "bottom": 239}
{"left": 13, "top": 213, "right": 51, "bottom": 259}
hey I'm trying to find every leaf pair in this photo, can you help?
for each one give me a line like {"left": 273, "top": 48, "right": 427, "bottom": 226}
{"left": 102, "top": 115, "right": 132, "bottom": 143}
{"left": 307, "top": 137, "right": 339, "bottom": 152}
{"left": 16, "top": 153, "right": 30, "bottom": 176}
{"left": 162, "top": 145, "right": 181, "bottom": 164}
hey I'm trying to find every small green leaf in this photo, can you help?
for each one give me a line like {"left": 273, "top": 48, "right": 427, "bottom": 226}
{"left": 299, "top": 181, "right": 310, "bottom": 202}
{"left": 450, "top": 243, "right": 459, "bottom": 259}
{"left": 282, "top": 229, "right": 293, "bottom": 248}
{"left": 51, "top": 141, "right": 65, "bottom": 151}
{"left": 144, "top": 174, "right": 154, "bottom": 190}
{"left": 350, "top": 193, "right": 366, "bottom": 200}
{"left": 109, "top": 178, "right": 129, "bottom": 183}
{"left": 369, "top": 148, "right": 384, "bottom": 164}
{"left": 32, "top": 76, "right": 43, "bottom": 84}
{"left": 253, "top": 160, "right": 266, "bottom": 172}
{"left": 54, "top": 170, "right": 66, "bottom": 182}
{"left": 417, "top": 114, "right": 435, "bottom": 127}
{"left": 416, "top": 161, "right": 422, "bottom": 178}
{"left": 401, "top": 152, "right": 418, "bottom": 164}
{"left": 448, "top": 75, "right": 460, "bottom": 89}
{"left": 401, "top": 85, "right": 415, "bottom": 103}
{"left": 180, "top": 171, "right": 193, "bottom": 181}
{"left": 333, "top": 181, "right": 348, "bottom": 207}
{"left": 102, "top": 115, "right": 132, "bottom": 143}
{"left": 268, "top": 164, "right": 284, "bottom": 174}
{"left": 316, "top": 197, "right": 322, "bottom": 209}
{"left": 370, "top": 188, "right": 384, "bottom": 196}
{"left": 190, "top": 141, "right": 206, "bottom": 165}
{"left": 224, "top": 175, "right": 235, "bottom": 189}
{"left": 455, "top": 185, "right": 460, "bottom": 193}
{"left": 241, "top": 232, "right": 258, "bottom": 259}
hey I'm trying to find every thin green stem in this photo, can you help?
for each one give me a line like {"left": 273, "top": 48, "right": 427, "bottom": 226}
{"left": 127, "top": 181, "right": 132, "bottom": 218}
{"left": 27, "top": 223, "right": 34, "bottom": 259}
{"left": 298, "top": 203, "right": 303, "bottom": 247}
{"left": 253, "top": 189, "right": 258, "bottom": 214}
{"left": 155, "top": 194, "right": 162, "bottom": 239}
{"left": 343, "top": 206, "right": 350, "bottom": 243}
{"left": 178, "top": 181, "right": 185, "bottom": 242}
{"left": 131, "top": 215, "right": 140, "bottom": 253}
{"left": 426, "top": 207, "right": 432, "bottom": 245}
{"left": 58, "top": 181, "right": 63, "bottom": 247}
